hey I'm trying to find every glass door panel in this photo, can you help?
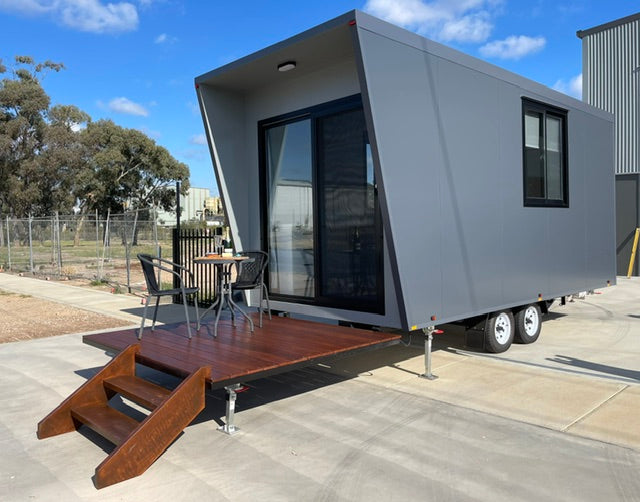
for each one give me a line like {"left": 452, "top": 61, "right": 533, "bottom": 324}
{"left": 317, "top": 108, "right": 380, "bottom": 308}
{"left": 262, "top": 96, "right": 383, "bottom": 313}
{"left": 266, "top": 119, "right": 314, "bottom": 297}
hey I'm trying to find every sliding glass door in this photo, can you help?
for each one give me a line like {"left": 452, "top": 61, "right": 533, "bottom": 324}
{"left": 264, "top": 119, "right": 314, "bottom": 297}
{"left": 262, "top": 95, "right": 383, "bottom": 313}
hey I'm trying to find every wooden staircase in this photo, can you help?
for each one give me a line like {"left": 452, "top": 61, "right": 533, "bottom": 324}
{"left": 37, "top": 344, "right": 210, "bottom": 489}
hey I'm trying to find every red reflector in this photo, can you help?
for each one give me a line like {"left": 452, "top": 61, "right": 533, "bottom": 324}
{"left": 430, "top": 315, "right": 437, "bottom": 321}
{"left": 195, "top": 83, "right": 199, "bottom": 89}
{"left": 433, "top": 329, "right": 444, "bottom": 335}
{"left": 349, "top": 20, "right": 356, "bottom": 26}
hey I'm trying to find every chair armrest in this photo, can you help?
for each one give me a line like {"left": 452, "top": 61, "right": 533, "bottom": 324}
{"left": 140, "top": 256, "right": 197, "bottom": 289}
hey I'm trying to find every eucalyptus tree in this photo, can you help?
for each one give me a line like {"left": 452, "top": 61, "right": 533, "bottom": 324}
{"left": 0, "top": 56, "right": 68, "bottom": 216}
{"left": 78, "top": 119, "right": 190, "bottom": 217}
{"left": 75, "top": 119, "right": 190, "bottom": 244}
{"left": 37, "top": 104, "right": 91, "bottom": 215}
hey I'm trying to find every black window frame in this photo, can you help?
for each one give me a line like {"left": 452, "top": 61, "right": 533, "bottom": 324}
{"left": 522, "top": 98, "right": 569, "bottom": 208}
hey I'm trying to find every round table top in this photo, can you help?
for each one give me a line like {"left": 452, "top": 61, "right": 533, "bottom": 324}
{"left": 194, "top": 254, "right": 250, "bottom": 264}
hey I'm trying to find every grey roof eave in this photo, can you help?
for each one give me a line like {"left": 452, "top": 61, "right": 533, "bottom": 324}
{"left": 194, "top": 10, "right": 357, "bottom": 86}
{"left": 576, "top": 11, "right": 640, "bottom": 39}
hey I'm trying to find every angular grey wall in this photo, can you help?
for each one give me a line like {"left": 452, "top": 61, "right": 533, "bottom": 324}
{"left": 354, "top": 11, "right": 615, "bottom": 330}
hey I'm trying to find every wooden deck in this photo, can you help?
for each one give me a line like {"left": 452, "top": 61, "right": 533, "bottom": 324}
{"left": 83, "top": 314, "right": 401, "bottom": 389}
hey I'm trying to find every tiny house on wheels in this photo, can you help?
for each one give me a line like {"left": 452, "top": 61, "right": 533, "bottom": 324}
{"left": 195, "top": 10, "right": 615, "bottom": 353}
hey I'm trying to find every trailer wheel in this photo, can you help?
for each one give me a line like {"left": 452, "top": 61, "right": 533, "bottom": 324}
{"left": 514, "top": 304, "right": 541, "bottom": 344}
{"left": 485, "top": 310, "right": 514, "bottom": 353}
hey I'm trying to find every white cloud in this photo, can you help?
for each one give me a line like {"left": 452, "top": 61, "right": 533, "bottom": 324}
{"left": 479, "top": 35, "right": 545, "bottom": 60}
{"left": 440, "top": 13, "right": 492, "bottom": 43}
{"left": 553, "top": 73, "right": 582, "bottom": 99}
{"left": 0, "top": 0, "right": 52, "bottom": 15}
{"left": 190, "top": 134, "right": 207, "bottom": 145}
{"left": 108, "top": 97, "right": 149, "bottom": 116}
{"left": 0, "top": 0, "right": 138, "bottom": 33}
{"left": 363, "top": 0, "right": 501, "bottom": 43}
{"left": 154, "top": 32, "right": 177, "bottom": 44}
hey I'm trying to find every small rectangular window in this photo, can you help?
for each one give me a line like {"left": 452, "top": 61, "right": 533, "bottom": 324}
{"left": 522, "top": 99, "right": 568, "bottom": 207}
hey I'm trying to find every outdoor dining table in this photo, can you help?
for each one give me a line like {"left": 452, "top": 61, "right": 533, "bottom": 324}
{"left": 194, "top": 254, "right": 255, "bottom": 338}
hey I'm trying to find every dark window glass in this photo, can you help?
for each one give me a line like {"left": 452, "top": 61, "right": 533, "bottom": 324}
{"left": 522, "top": 99, "right": 568, "bottom": 207}
{"left": 317, "top": 108, "right": 379, "bottom": 305}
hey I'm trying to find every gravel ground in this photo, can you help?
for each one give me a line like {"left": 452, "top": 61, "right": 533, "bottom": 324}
{"left": 0, "top": 290, "right": 131, "bottom": 344}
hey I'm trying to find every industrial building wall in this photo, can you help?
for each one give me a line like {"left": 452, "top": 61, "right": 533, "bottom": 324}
{"left": 581, "top": 16, "right": 639, "bottom": 174}
{"left": 580, "top": 14, "right": 640, "bottom": 275}
{"left": 155, "top": 187, "right": 212, "bottom": 225}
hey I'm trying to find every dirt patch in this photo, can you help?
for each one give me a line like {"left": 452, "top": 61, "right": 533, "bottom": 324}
{"left": 0, "top": 290, "right": 131, "bottom": 344}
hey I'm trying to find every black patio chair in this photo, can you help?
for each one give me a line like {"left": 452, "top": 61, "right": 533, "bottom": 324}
{"left": 137, "top": 254, "right": 200, "bottom": 339}
{"left": 232, "top": 250, "right": 271, "bottom": 328}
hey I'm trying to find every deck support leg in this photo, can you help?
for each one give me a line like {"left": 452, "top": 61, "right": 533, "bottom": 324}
{"left": 419, "top": 326, "right": 438, "bottom": 380}
{"left": 219, "top": 383, "right": 242, "bottom": 435}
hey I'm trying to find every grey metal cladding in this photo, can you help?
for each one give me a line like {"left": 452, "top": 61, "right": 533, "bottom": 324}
{"left": 355, "top": 14, "right": 615, "bottom": 328}
{"left": 197, "top": 86, "right": 250, "bottom": 251}
{"left": 433, "top": 57, "right": 506, "bottom": 321}
{"left": 355, "top": 27, "right": 444, "bottom": 329}
{"left": 581, "top": 111, "right": 616, "bottom": 284}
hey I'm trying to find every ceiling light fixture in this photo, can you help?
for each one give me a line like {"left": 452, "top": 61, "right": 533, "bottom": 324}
{"left": 277, "top": 61, "right": 296, "bottom": 72}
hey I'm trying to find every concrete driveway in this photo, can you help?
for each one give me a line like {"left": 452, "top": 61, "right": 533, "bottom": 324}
{"left": 1, "top": 276, "right": 639, "bottom": 501}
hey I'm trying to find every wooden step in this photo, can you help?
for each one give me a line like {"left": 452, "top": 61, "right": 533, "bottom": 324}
{"left": 95, "top": 366, "right": 209, "bottom": 489}
{"left": 71, "top": 403, "right": 140, "bottom": 446}
{"left": 38, "top": 344, "right": 211, "bottom": 489}
{"left": 104, "top": 375, "right": 171, "bottom": 410}
{"left": 38, "top": 344, "right": 139, "bottom": 440}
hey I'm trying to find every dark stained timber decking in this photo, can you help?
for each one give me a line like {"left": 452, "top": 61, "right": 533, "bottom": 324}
{"left": 83, "top": 314, "right": 402, "bottom": 388}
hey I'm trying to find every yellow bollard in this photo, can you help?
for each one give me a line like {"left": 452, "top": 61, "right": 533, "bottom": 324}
{"left": 627, "top": 228, "right": 640, "bottom": 278}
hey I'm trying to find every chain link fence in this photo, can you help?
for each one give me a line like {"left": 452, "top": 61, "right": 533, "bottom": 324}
{"left": 0, "top": 211, "right": 173, "bottom": 292}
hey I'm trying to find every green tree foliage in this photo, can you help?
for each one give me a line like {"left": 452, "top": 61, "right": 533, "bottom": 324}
{"left": 38, "top": 104, "right": 91, "bottom": 215}
{"left": 0, "top": 56, "right": 64, "bottom": 215}
{"left": 0, "top": 55, "right": 190, "bottom": 220}
{"left": 78, "top": 119, "right": 190, "bottom": 218}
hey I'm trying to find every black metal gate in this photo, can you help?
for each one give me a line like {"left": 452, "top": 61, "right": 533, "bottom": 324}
{"left": 172, "top": 228, "right": 222, "bottom": 306}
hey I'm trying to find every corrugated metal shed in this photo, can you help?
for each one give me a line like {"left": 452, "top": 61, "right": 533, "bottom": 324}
{"left": 578, "top": 13, "right": 640, "bottom": 174}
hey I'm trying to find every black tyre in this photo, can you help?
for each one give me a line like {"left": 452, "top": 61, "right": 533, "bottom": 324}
{"left": 514, "top": 304, "right": 542, "bottom": 344}
{"left": 485, "top": 310, "right": 514, "bottom": 353}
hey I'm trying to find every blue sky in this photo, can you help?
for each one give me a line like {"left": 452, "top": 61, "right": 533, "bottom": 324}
{"left": 0, "top": 0, "right": 637, "bottom": 196}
